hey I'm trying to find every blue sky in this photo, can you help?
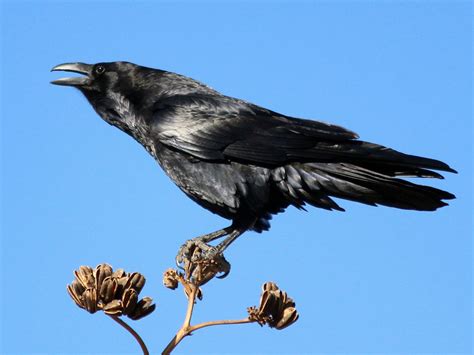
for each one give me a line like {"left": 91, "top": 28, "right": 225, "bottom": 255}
{"left": 1, "top": 1, "right": 472, "bottom": 354}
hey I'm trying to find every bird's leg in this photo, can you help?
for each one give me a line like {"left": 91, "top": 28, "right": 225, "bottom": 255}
{"left": 213, "top": 228, "right": 246, "bottom": 254}
{"left": 196, "top": 226, "right": 234, "bottom": 243}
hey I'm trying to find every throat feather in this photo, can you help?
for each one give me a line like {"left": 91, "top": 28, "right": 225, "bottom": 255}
{"left": 99, "top": 91, "right": 157, "bottom": 158}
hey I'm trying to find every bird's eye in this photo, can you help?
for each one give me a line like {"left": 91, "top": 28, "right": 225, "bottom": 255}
{"left": 95, "top": 65, "right": 106, "bottom": 75}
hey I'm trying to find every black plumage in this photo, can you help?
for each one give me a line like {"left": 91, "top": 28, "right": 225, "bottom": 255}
{"left": 51, "top": 61, "right": 456, "bottom": 252}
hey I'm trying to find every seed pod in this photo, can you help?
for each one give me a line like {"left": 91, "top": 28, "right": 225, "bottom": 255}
{"left": 259, "top": 290, "right": 279, "bottom": 317}
{"left": 95, "top": 264, "right": 113, "bottom": 291}
{"left": 112, "top": 268, "right": 126, "bottom": 279}
{"left": 103, "top": 299, "right": 123, "bottom": 316}
{"left": 74, "top": 266, "right": 95, "bottom": 288}
{"left": 122, "top": 288, "right": 138, "bottom": 316}
{"left": 129, "top": 297, "right": 156, "bottom": 320}
{"left": 275, "top": 307, "right": 299, "bottom": 330}
{"left": 99, "top": 277, "right": 118, "bottom": 304}
{"left": 263, "top": 282, "right": 279, "bottom": 293}
{"left": 116, "top": 276, "right": 129, "bottom": 295}
{"left": 83, "top": 288, "right": 98, "bottom": 313}
{"left": 67, "top": 280, "right": 85, "bottom": 309}
{"left": 126, "top": 272, "right": 146, "bottom": 294}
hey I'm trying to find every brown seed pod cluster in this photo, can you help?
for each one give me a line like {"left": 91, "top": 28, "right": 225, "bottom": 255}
{"left": 248, "top": 282, "right": 299, "bottom": 330}
{"left": 67, "top": 264, "right": 156, "bottom": 320}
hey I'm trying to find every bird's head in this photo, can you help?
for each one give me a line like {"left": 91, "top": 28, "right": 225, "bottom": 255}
{"left": 51, "top": 61, "right": 139, "bottom": 96}
{"left": 51, "top": 61, "right": 153, "bottom": 130}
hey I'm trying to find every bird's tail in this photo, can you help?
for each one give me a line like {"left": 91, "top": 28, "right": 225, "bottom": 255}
{"left": 272, "top": 143, "right": 456, "bottom": 211}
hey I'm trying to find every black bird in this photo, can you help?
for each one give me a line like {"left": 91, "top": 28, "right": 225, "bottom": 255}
{"left": 51, "top": 61, "right": 456, "bottom": 258}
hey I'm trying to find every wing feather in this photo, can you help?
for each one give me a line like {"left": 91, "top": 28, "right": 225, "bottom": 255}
{"left": 152, "top": 94, "right": 358, "bottom": 163}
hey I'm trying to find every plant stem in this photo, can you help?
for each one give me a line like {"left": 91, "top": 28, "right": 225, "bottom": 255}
{"left": 162, "top": 283, "right": 254, "bottom": 354}
{"left": 109, "top": 315, "right": 149, "bottom": 355}
{"left": 182, "top": 285, "right": 198, "bottom": 329}
{"left": 189, "top": 318, "right": 253, "bottom": 332}
{"left": 162, "top": 284, "right": 198, "bottom": 354}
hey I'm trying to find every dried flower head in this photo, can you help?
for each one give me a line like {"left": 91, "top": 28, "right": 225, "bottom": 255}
{"left": 162, "top": 268, "right": 203, "bottom": 301}
{"left": 163, "top": 268, "right": 179, "bottom": 290}
{"left": 67, "top": 263, "right": 156, "bottom": 320}
{"left": 248, "top": 282, "right": 299, "bottom": 330}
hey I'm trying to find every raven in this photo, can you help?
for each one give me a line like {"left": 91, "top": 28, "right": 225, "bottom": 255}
{"left": 51, "top": 61, "right": 456, "bottom": 256}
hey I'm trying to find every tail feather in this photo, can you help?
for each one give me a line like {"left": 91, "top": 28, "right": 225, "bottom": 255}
{"left": 272, "top": 161, "right": 455, "bottom": 212}
{"left": 291, "top": 141, "right": 457, "bottom": 175}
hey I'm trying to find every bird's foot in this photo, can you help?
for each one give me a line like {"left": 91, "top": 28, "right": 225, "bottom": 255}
{"left": 176, "top": 238, "right": 216, "bottom": 265}
{"left": 176, "top": 238, "right": 231, "bottom": 284}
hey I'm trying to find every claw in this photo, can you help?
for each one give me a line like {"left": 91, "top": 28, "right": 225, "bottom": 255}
{"left": 216, "top": 259, "right": 231, "bottom": 279}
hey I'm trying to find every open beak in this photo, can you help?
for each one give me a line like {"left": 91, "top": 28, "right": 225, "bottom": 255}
{"left": 51, "top": 62, "right": 92, "bottom": 86}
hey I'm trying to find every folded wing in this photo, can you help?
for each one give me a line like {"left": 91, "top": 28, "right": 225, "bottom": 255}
{"left": 151, "top": 94, "right": 455, "bottom": 177}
